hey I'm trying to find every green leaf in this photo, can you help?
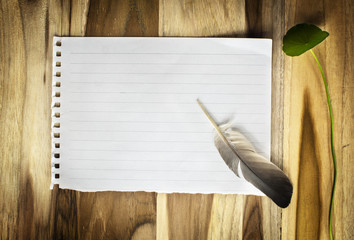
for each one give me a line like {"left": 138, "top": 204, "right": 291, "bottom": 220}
{"left": 283, "top": 23, "right": 329, "bottom": 56}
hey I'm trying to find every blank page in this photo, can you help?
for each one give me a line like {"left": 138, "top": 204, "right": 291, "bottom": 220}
{"left": 51, "top": 37, "right": 272, "bottom": 194}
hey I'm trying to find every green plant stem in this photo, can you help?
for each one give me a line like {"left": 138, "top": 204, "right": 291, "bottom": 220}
{"left": 310, "top": 49, "right": 337, "bottom": 240}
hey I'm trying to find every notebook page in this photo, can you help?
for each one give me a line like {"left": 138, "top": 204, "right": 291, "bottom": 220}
{"left": 51, "top": 37, "right": 272, "bottom": 194}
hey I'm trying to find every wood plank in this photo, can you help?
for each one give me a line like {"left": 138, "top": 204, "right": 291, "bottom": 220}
{"left": 166, "top": 193, "right": 214, "bottom": 240}
{"left": 0, "top": 0, "right": 55, "bottom": 239}
{"left": 327, "top": 2, "right": 354, "bottom": 239}
{"left": 49, "top": 1, "right": 79, "bottom": 238}
{"left": 158, "top": 0, "right": 284, "bottom": 239}
{"left": 0, "top": 1, "right": 29, "bottom": 239}
{"left": 0, "top": 0, "right": 159, "bottom": 239}
{"left": 207, "top": 194, "right": 243, "bottom": 239}
{"left": 282, "top": 0, "right": 354, "bottom": 239}
{"left": 160, "top": 0, "right": 247, "bottom": 37}
{"left": 85, "top": 0, "right": 158, "bottom": 37}
{"left": 62, "top": 0, "right": 159, "bottom": 239}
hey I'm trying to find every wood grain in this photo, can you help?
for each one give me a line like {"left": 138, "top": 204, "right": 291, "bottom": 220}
{"left": 283, "top": 0, "right": 354, "bottom": 239}
{"left": 0, "top": 0, "right": 353, "bottom": 239}
{"left": 63, "top": 1, "right": 159, "bottom": 239}
{"left": 1, "top": 0, "right": 159, "bottom": 239}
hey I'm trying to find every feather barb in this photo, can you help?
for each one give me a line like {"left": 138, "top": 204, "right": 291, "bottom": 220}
{"left": 197, "top": 99, "right": 293, "bottom": 208}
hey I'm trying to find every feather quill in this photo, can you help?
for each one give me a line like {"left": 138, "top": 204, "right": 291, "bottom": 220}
{"left": 197, "top": 100, "right": 293, "bottom": 208}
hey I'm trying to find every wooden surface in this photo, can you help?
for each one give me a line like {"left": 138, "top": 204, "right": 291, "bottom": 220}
{"left": 0, "top": 0, "right": 352, "bottom": 239}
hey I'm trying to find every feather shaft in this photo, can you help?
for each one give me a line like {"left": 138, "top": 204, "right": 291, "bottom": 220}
{"left": 196, "top": 99, "right": 230, "bottom": 146}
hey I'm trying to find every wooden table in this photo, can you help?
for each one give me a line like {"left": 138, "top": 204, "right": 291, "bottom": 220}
{"left": 1, "top": 0, "right": 352, "bottom": 239}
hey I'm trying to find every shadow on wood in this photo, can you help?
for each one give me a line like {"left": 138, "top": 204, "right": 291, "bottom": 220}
{"left": 296, "top": 90, "right": 321, "bottom": 239}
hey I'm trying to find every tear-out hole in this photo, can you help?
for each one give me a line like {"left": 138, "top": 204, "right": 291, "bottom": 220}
{"left": 55, "top": 92, "right": 60, "bottom": 97}
{"left": 55, "top": 82, "right": 61, "bottom": 87}
{"left": 55, "top": 174, "right": 60, "bottom": 179}
{"left": 56, "top": 72, "right": 61, "bottom": 77}
{"left": 55, "top": 143, "right": 60, "bottom": 148}
{"left": 54, "top": 133, "right": 60, "bottom": 138}
{"left": 56, "top": 51, "right": 61, "bottom": 57}
{"left": 53, "top": 123, "right": 60, "bottom": 128}
{"left": 56, "top": 62, "right": 61, "bottom": 67}
{"left": 54, "top": 112, "right": 60, "bottom": 118}
{"left": 54, "top": 163, "right": 60, "bottom": 168}
{"left": 56, "top": 41, "right": 62, "bottom": 46}
{"left": 54, "top": 153, "right": 60, "bottom": 158}
{"left": 54, "top": 102, "right": 61, "bottom": 107}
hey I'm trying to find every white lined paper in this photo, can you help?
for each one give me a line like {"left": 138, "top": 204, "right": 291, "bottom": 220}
{"left": 51, "top": 37, "right": 272, "bottom": 194}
